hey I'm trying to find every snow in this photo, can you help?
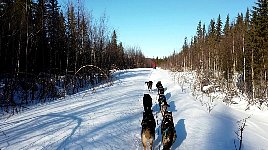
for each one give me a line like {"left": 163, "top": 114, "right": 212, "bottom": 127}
{"left": 1, "top": 68, "right": 268, "bottom": 150}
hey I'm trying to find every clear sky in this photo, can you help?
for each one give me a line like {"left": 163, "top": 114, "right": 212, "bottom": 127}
{"left": 60, "top": 0, "right": 256, "bottom": 58}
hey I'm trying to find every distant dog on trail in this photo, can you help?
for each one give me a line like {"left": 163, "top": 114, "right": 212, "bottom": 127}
{"left": 156, "top": 81, "right": 162, "bottom": 89}
{"left": 141, "top": 109, "right": 156, "bottom": 150}
{"left": 161, "top": 111, "right": 177, "bottom": 150}
{"left": 143, "top": 94, "right": 152, "bottom": 111}
{"left": 145, "top": 81, "right": 153, "bottom": 91}
{"left": 156, "top": 81, "right": 165, "bottom": 95}
{"left": 158, "top": 86, "right": 164, "bottom": 95}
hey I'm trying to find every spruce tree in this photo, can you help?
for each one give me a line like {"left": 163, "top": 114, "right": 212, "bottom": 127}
{"left": 251, "top": 0, "right": 268, "bottom": 98}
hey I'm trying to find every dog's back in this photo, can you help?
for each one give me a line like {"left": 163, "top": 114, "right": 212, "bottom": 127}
{"left": 158, "top": 85, "right": 164, "bottom": 95}
{"left": 141, "top": 109, "right": 156, "bottom": 150}
{"left": 156, "top": 81, "right": 162, "bottom": 89}
{"left": 158, "top": 95, "right": 166, "bottom": 110}
{"left": 161, "top": 111, "right": 176, "bottom": 150}
{"left": 158, "top": 95, "right": 166, "bottom": 103}
{"left": 143, "top": 94, "right": 152, "bottom": 111}
{"left": 161, "top": 101, "right": 170, "bottom": 117}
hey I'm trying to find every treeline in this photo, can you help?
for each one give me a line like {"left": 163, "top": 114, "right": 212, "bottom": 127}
{"left": 0, "top": 0, "right": 145, "bottom": 74}
{"left": 163, "top": 0, "right": 267, "bottom": 102}
{"left": 0, "top": 0, "right": 145, "bottom": 114}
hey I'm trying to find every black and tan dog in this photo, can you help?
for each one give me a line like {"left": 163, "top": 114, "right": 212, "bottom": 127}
{"left": 141, "top": 109, "right": 156, "bottom": 150}
{"left": 161, "top": 111, "right": 177, "bottom": 150}
{"left": 161, "top": 101, "right": 170, "bottom": 117}
{"left": 158, "top": 95, "right": 167, "bottom": 110}
{"left": 145, "top": 81, "right": 153, "bottom": 91}
{"left": 143, "top": 94, "right": 152, "bottom": 112}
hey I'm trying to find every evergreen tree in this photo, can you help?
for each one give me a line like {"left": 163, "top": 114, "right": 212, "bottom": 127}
{"left": 117, "top": 42, "right": 125, "bottom": 69}
{"left": 244, "top": 8, "right": 252, "bottom": 94}
{"left": 208, "top": 19, "right": 216, "bottom": 76}
{"left": 111, "top": 30, "right": 118, "bottom": 67}
{"left": 222, "top": 14, "right": 232, "bottom": 80}
{"left": 66, "top": 2, "right": 77, "bottom": 73}
{"left": 35, "top": 0, "right": 50, "bottom": 73}
{"left": 216, "top": 14, "right": 222, "bottom": 42}
{"left": 250, "top": 0, "right": 268, "bottom": 98}
{"left": 197, "top": 21, "right": 203, "bottom": 42}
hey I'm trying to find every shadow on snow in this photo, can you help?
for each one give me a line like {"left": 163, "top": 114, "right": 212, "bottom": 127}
{"left": 172, "top": 119, "right": 187, "bottom": 149}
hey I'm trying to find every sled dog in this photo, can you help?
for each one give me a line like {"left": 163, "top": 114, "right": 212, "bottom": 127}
{"left": 145, "top": 81, "right": 153, "bottom": 91}
{"left": 161, "top": 111, "right": 177, "bottom": 150}
{"left": 156, "top": 81, "right": 162, "bottom": 89}
{"left": 141, "top": 109, "right": 156, "bottom": 150}
{"left": 158, "top": 95, "right": 166, "bottom": 110}
{"left": 143, "top": 94, "right": 152, "bottom": 111}
{"left": 158, "top": 85, "right": 164, "bottom": 95}
{"left": 161, "top": 101, "right": 170, "bottom": 117}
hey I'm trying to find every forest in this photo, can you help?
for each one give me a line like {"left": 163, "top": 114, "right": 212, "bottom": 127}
{"left": 161, "top": 0, "right": 267, "bottom": 106}
{"left": 0, "top": 0, "right": 267, "bottom": 114}
{"left": 0, "top": 0, "right": 146, "bottom": 113}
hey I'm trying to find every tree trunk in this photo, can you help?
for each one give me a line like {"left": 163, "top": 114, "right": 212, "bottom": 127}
{"left": 233, "top": 35, "right": 236, "bottom": 73}
{"left": 243, "top": 35, "right": 246, "bottom": 92}
{"left": 251, "top": 48, "right": 255, "bottom": 100}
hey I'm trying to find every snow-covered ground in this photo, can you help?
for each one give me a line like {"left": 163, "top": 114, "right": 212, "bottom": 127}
{"left": 0, "top": 68, "right": 268, "bottom": 150}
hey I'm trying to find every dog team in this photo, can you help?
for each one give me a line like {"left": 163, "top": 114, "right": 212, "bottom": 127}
{"left": 141, "top": 81, "right": 177, "bottom": 150}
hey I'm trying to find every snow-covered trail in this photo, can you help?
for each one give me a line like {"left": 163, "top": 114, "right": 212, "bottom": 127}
{"left": 1, "top": 68, "right": 268, "bottom": 150}
{"left": 0, "top": 69, "right": 151, "bottom": 150}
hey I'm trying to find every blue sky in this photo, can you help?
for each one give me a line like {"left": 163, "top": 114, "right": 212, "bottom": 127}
{"left": 60, "top": 0, "right": 256, "bottom": 58}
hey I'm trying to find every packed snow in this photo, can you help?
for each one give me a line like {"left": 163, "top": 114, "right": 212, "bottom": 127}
{"left": 1, "top": 68, "right": 268, "bottom": 150}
